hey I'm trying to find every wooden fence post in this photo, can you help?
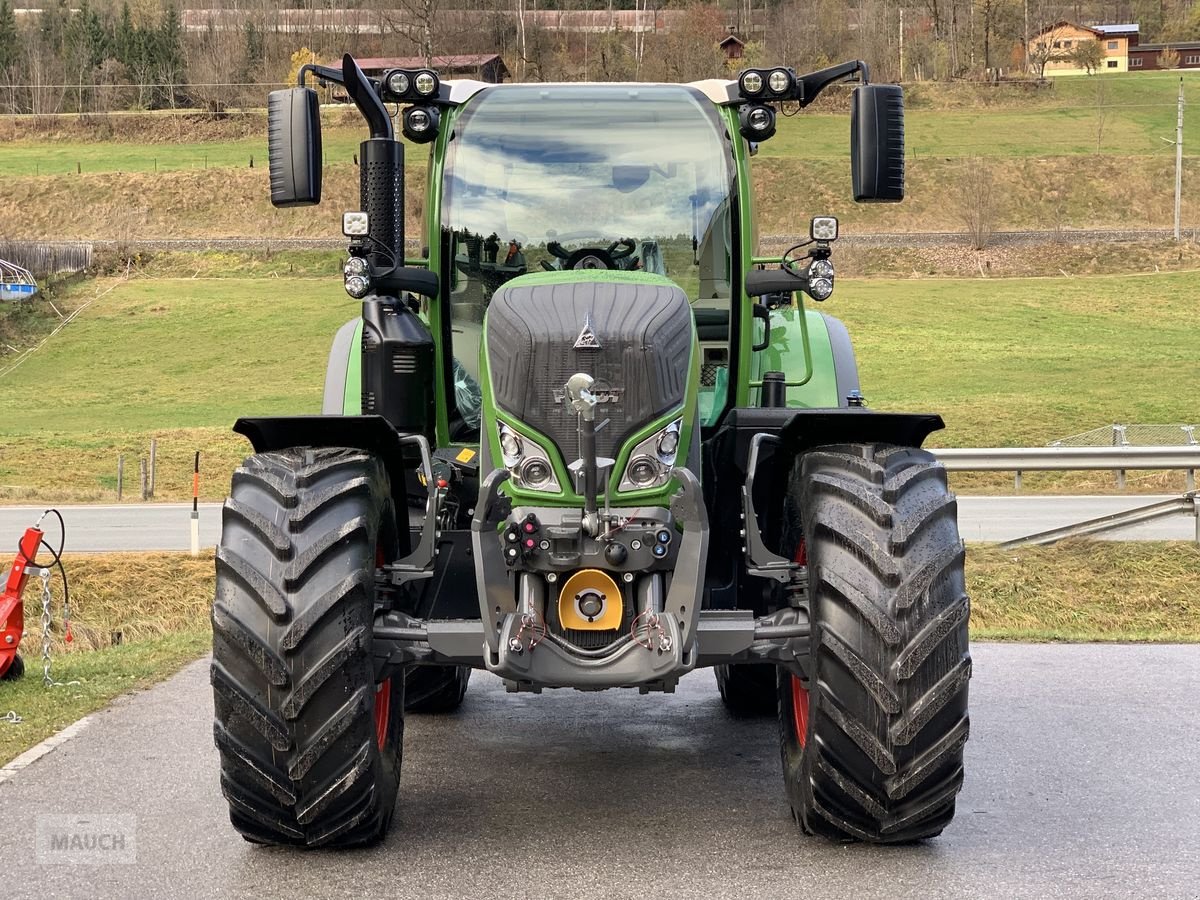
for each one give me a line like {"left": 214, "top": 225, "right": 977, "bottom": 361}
{"left": 149, "top": 438, "right": 157, "bottom": 498}
{"left": 116, "top": 454, "right": 124, "bottom": 501}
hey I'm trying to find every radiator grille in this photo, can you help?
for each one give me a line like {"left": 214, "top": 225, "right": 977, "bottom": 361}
{"left": 485, "top": 278, "right": 693, "bottom": 462}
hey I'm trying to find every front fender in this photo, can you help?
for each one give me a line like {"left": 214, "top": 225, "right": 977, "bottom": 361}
{"left": 233, "top": 415, "right": 432, "bottom": 546}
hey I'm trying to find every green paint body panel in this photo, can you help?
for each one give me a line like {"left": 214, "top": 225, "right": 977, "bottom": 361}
{"left": 765, "top": 308, "right": 841, "bottom": 409}
{"left": 342, "top": 320, "right": 364, "bottom": 414}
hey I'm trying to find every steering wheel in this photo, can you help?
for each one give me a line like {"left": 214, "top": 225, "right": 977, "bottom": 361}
{"left": 607, "top": 238, "right": 636, "bottom": 260}
{"left": 546, "top": 238, "right": 636, "bottom": 271}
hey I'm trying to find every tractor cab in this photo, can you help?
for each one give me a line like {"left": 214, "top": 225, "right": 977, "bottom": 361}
{"left": 438, "top": 83, "right": 737, "bottom": 436}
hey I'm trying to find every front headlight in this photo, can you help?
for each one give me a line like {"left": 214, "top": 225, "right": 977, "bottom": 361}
{"left": 618, "top": 419, "right": 682, "bottom": 492}
{"left": 497, "top": 423, "right": 561, "bottom": 493}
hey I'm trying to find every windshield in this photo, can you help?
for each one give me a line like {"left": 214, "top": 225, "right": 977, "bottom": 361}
{"left": 441, "top": 84, "right": 737, "bottom": 435}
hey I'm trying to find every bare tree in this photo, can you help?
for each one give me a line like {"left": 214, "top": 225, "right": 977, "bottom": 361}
{"left": 378, "top": 0, "right": 440, "bottom": 67}
{"left": 955, "top": 156, "right": 998, "bottom": 250}
{"left": 1093, "top": 73, "right": 1108, "bottom": 152}
{"left": 24, "top": 36, "right": 66, "bottom": 116}
{"left": 1028, "top": 23, "right": 1072, "bottom": 79}
{"left": 515, "top": 0, "right": 526, "bottom": 80}
{"left": 644, "top": 3, "right": 725, "bottom": 83}
{"left": 186, "top": 21, "right": 244, "bottom": 113}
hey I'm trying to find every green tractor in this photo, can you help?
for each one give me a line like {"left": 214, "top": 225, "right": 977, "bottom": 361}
{"left": 212, "top": 56, "right": 970, "bottom": 848}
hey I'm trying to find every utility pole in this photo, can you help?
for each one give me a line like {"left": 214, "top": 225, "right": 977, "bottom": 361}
{"left": 1023, "top": 0, "right": 1029, "bottom": 74}
{"left": 899, "top": 7, "right": 905, "bottom": 81}
{"left": 1175, "top": 77, "right": 1184, "bottom": 242}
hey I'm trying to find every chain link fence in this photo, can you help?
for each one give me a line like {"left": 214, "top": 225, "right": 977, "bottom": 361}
{"left": 1049, "top": 424, "right": 1200, "bottom": 447}
{"left": 1048, "top": 424, "right": 1198, "bottom": 491}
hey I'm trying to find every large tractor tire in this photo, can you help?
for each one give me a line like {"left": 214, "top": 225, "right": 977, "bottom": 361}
{"left": 211, "top": 447, "right": 404, "bottom": 848}
{"left": 778, "top": 444, "right": 970, "bottom": 843}
{"left": 714, "top": 664, "right": 777, "bottom": 716}
{"left": 405, "top": 665, "right": 471, "bottom": 714}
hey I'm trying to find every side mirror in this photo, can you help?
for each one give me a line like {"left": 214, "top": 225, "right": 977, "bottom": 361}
{"left": 850, "top": 84, "right": 904, "bottom": 203}
{"left": 267, "top": 87, "right": 322, "bottom": 207}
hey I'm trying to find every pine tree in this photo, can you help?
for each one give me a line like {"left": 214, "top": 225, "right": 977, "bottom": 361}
{"left": 155, "top": 5, "right": 186, "bottom": 106}
{"left": 83, "top": 3, "right": 109, "bottom": 69}
{"left": 115, "top": 1, "right": 134, "bottom": 65}
{"left": 241, "top": 21, "right": 264, "bottom": 83}
{"left": 0, "top": 0, "right": 18, "bottom": 72}
{"left": 159, "top": 5, "right": 183, "bottom": 71}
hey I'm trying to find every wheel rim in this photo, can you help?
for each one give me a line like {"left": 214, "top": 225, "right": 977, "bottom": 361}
{"left": 790, "top": 675, "right": 809, "bottom": 748}
{"left": 372, "top": 538, "right": 391, "bottom": 750}
{"left": 374, "top": 678, "right": 391, "bottom": 749}
{"left": 791, "top": 536, "right": 809, "bottom": 747}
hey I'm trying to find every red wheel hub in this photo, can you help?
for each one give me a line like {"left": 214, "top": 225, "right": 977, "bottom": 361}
{"left": 789, "top": 538, "right": 809, "bottom": 747}
{"left": 373, "top": 678, "right": 391, "bottom": 749}
{"left": 790, "top": 675, "right": 809, "bottom": 748}
{"left": 372, "top": 541, "right": 391, "bottom": 749}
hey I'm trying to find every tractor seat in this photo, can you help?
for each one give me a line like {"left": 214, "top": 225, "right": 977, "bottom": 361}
{"left": 693, "top": 307, "right": 729, "bottom": 342}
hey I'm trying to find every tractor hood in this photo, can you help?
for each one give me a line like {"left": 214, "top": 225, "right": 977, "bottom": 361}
{"left": 482, "top": 270, "right": 698, "bottom": 501}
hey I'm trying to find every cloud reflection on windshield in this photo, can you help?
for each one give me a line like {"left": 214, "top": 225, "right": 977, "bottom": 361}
{"left": 442, "top": 85, "right": 733, "bottom": 247}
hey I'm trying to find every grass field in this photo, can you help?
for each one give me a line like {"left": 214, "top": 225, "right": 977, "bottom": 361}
{"left": 1, "top": 264, "right": 1197, "bottom": 500}
{"left": 0, "top": 551, "right": 212, "bottom": 764}
{"left": 1, "top": 541, "right": 1195, "bottom": 764}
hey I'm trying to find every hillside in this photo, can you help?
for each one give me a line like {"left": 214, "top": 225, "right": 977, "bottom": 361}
{"left": 0, "top": 72, "right": 1197, "bottom": 238}
{"left": 1, "top": 264, "right": 1197, "bottom": 502}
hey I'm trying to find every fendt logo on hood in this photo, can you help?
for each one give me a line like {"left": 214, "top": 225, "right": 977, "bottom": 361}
{"left": 573, "top": 313, "right": 602, "bottom": 350}
{"left": 552, "top": 380, "right": 623, "bottom": 405}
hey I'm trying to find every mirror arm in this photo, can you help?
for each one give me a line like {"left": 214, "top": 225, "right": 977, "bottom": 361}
{"left": 795, "top": 59, "right": 870, "bottom": 108}
{"left": 299, "top": 56, "right": 393, "bottom": 141}
{"left": 297, "top": 63, "right": 347, "bottom": 88}
{"left": 341, "top": 54, "right": 394, "bottom": 141}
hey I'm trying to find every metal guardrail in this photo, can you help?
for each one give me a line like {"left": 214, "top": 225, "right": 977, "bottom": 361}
{"left": 932, "top": 446, "right": 1200, "bottom": 546}
{"left": 934, "top": 446, "right": 1200, "bottom": 472}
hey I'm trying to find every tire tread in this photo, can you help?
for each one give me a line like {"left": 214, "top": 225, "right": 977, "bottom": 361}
{"left": 778, "top": 443, "right": 971, "bottom": 844}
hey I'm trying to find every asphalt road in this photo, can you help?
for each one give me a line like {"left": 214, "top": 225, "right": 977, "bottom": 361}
{"left": 1, "top": 644, "right": 1198, "bottom": 899}
{"left": 0, "top": 495, "right": 1194, "bottom": 552}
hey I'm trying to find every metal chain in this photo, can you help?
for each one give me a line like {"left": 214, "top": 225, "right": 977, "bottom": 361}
{"left": 40, "top": 568, "right": 59, "bottom": 687}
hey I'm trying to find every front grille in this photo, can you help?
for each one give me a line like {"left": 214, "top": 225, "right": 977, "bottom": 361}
{"left": 547, "top": 620, "right": 622, "bottom": 651}
{"left": 485, "top": 278, "right": 694, "bottom": 465}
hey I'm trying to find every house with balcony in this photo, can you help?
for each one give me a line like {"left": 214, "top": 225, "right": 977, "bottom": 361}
{"left": 1027, "top": 22, "right": 1138, "bottom": 76}
{"left": 1027, "top": 20, "right": 1200, "bottom": 75}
